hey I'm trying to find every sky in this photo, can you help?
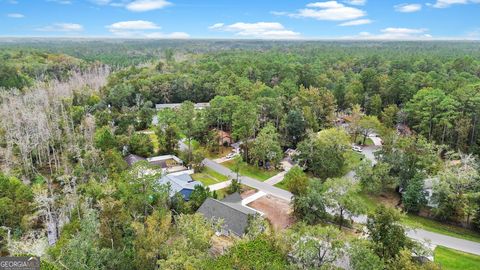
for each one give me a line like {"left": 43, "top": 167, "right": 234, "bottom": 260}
{"left": 1, "top": 0, "right": 480, "bottom": 40}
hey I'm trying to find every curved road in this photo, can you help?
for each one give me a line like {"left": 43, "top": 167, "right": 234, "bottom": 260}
{"left": 202, "top": 158, "right": 480, "bottom": 255}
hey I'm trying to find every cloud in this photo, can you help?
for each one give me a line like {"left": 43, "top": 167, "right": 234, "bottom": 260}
{"left": 7, "top": 13, "right": 24, "bottom": 18}
{"left": 395, "top": 3, "right": 422, "bottom": 12}
{"left": 90, "top": 0, "right": 111, "bottom": 5}
{"left": 36, "top": 23, "right": 83, "bottom": 32}
{"left": 145, "top": 32, "right": 190, "bottom": 39}
{"left": 47, "top": 0, "right": 73, "bottom": 4}
{"left": 344, "top": 0, "right": 367, "bottom": 5}
{"left": 339, "top": 19, "right": 372, "bottom": 26}
{"left": 107, "top": 20, "right": 161, "bottom": 31}
{"left": 344, "top": 27, "right": 432, "bottom": 40}
{"left": 429, "top": 0, "right": 480, "bottom": 8}
{"left": 106, "top": 20, "right": 188, "bottom": 38}
{"left": 270, "top": 11, "right": 288, "bottom": 16}
{"left": 209, "top": 22, "right": 301, "bottom": 39}
{"left": 126, "top": 0, "right": 172, "bottom": 12}
{"left": 291, "top": 1, "right": 367, "bottom": 21}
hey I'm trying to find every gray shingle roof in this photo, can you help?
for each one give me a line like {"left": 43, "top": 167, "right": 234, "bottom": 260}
{"left": 155, "top": 103, "right": 210, "bottom": 110}
{"left": 197, "top": 193, "right": 258, "bottom": 236}
{"left": 124, "top": 154, "right": 146, "bottom": 166}
{"left": 158, "top": 173, "right": 202, "bottom": 197}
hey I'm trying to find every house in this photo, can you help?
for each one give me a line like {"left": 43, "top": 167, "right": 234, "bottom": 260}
{"left": 197, "top": 193, "right": 260, "bottom": 237}
{"left": 147, "top": 155, "right": 187, "bottom": 173}
{"left": 155, "top": 102, "right": 210, "bottom": 110}
{"left": 399, "top": 177, "right": 438, "bottom": 208}
{"left": 423, "top": 177, "right": 438, "bottom": 208}
{"left": 158, "top": 172, "right": 202, "bottom": 201}
{"left": 396, "top": 123, "right": 413, "bottom": 136}
{"left": 124, "top": 154, "right": 146, "bottom": 167}
{"left": 124, "top": 154, "right": 188, "bottom": 174}
{"left": 215, "top": 129, "right": 233, "bottom": 146}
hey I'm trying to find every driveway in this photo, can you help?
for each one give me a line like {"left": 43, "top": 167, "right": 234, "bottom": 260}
{"left": 264, "top": 171, "right": 287, "bottom": 185}
{"left": 368, "top": 135, "right": 383, "bottom": 146}
{"left": 361, "top": 146, "right": 379, "bottom": 165}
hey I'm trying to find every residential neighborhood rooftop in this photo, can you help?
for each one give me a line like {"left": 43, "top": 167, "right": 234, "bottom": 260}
{"left": 158, "top": 173, "right": 202, "bottom": 200}
{"left": 197, "top": 193, "right": 258, "bottom": 236}
{"left": 155, "top": 102, "right": 210, "bottom": 110}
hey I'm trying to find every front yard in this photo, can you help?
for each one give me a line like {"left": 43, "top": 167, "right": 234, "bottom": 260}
{"left": 340, "top": 150, "right": 364, "bottom": 175}
{"left": 434, "top": 246, "right": 480, "bottom": 270}
{"left": 222, "top": 160, "right": 280, "bottom": 181}
{"left": 206, "top": 146, "right": 233, "bottom": 159}
{"left": 192, "top": 167, "right": 228, "bottom": 186}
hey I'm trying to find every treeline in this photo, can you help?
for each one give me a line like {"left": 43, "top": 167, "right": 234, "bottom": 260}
{"left": 96, "top": 43, "right": 480, "bottom": 154}
{"left": 0, "top": 50, "right": 86, "bottom": 90}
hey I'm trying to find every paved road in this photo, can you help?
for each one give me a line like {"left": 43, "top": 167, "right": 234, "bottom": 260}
{"left": 407, "top": 229, "right": 480, "bottom": 255}
{"left": 203, "top": 158, "right": 480, "bottom": 255}
{"left": 203, "top": 158, "right": 293, "bottom": 201}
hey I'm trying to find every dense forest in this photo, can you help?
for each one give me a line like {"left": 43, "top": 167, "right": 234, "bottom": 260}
{"left": 1, "top": 40, "right": 480, "bottom": 269}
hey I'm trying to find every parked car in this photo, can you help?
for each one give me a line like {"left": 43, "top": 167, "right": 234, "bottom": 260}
{"left": 226, "top": 152, "right": 238, "bottom": 159}
{"left": 352, "top": 145, "right": 363, "bottom": 152}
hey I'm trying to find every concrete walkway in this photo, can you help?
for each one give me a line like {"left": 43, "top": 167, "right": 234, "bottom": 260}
{"left": 264, "top": 171, "right": 287, "bottom": 185}
{"left": 208, "top": 180, "right": 231, "bottom": 191}
{"left": 241, "top": 191, "right": 266, "bottom": 205}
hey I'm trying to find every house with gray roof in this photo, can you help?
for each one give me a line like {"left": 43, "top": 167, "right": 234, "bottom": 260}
{"left": 124, "top": 154, "right": 146, "bottom": 167}
{"left": 158, "top": 173, "right": 202, "bottom": 201}
{"left": 155, "top": 102, "right": 210, "bottom": 110}
{"left": 197, "top": 193, "right": 260, "bottom": 237}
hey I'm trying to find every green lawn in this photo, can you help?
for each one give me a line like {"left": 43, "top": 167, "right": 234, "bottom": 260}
{"left": 222, "top": 160, "right": 279, "bottom": 181}
{"left": 354, "top": 137, "right": 374, "bottom": 146}
{"left": 341, "top": 150, "right": 364, "bottom": 175}
{"left": 192, "top": 167, "right": 228, "bottom": 186}
{"left": 148, "top": 133, "right": 159, "bottom": 153}
{"left": 213, "top": 187, "right": 229, "bottom": 200}
{"left": 274, "top": 179, "right": 289, "bottom": 190}
{"left": 357, "top": 191, "right": 480, "bottom": 243}
{"left": 206, "top": 146, "right": 233, "bottom": 159}
{"left": 435, "top": 246, "right": 480, "bottom": 270}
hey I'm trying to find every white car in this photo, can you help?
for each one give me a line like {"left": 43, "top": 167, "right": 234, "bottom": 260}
{"left": 352, "top": 145, "right": 363, "bottom": 152}
{"left": 226, "top": 152, "right": 238, "bottom": 159}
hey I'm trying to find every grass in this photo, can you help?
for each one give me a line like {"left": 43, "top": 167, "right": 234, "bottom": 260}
{"left": 222, "top": 160, "right": 279, "bottom": 181}
{"left": 214, "top": 188, "right": 229, "bottom": 200}
{"left": 356, "top": 191, "right": 480, "bottom": 243}
{"left": 434, "top": 246, "right": 480, "bottom": 270}
{"left": 148, "top": 133, "right": 159, "bottom": 153}
{"left": 354, "top": 137, "right": 374, "bottom": 146}
{"left": 206, "top": 146, "right": 233, "bottom": 159}
{"left": 191, "top": 167, "right": 228, "bottom": 186}
{"left": 341, "top": 150, "right": 364, "bottom": 175}
{"left": 274, "top": 179, "right": 289, "bottom": 190}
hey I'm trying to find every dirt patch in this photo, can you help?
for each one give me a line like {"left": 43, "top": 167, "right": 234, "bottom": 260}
{"left": 247, "top": 194, "right": 295, "bottom": 231}
{"left": 378, "top": 190, "right": 402, "bottom": 208}
{"left": 240, "top": 189, "right": 257, "bottom": 199}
